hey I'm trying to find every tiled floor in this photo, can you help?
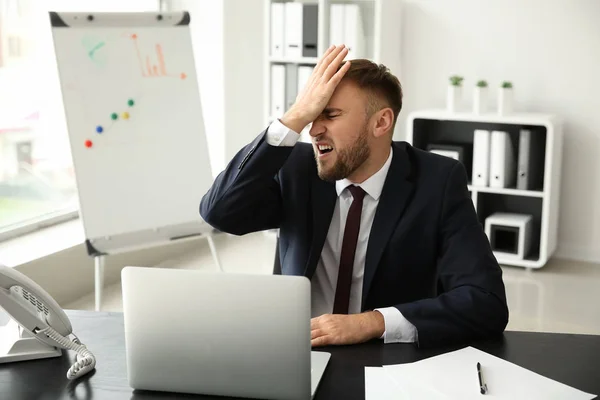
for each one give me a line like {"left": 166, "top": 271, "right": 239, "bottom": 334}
{"left": 65, "top": 231, "right": 600, "bottom": 336}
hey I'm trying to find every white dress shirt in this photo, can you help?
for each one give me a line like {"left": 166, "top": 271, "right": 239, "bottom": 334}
{"left": 265, "top": 118, "right": 417, "bottom": 344}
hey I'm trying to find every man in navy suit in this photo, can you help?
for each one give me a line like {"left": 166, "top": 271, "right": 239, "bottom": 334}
{"left": 200, "top": 45, "right": 508, "bottom": 348}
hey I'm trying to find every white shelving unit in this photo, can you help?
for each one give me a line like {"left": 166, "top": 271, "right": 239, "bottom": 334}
{"left": 263, "top": 0, "right": 403, "bottom": 142}
{"left": 406, "top": 110, "right": 563, "bottom": 269}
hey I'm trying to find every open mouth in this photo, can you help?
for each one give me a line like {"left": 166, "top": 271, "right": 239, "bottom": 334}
{"left": 317, "top": 144, "right": 334, "bottom": 157}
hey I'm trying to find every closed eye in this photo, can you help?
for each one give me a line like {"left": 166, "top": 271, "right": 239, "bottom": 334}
{"left": 322, "top": 113, "right": 341, "bottom": 120}
{"left": 320, "top": 108, "right": 343, "bottom": 120}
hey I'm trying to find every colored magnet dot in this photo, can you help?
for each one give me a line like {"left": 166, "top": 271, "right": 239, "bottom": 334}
{"left": 127, "top": 99, "right": 135, "bottom": 107}
{"left": 96, "top": 125, "right": 103, "bottom": 133}
{"left": 111, "top": 113, "right": 118, "bottom": 120}
{"left": 84, "top": 140, "right": 93, "bottom": 148}
{"left": 122, "top": 112, "right": 130, "bottom": 119}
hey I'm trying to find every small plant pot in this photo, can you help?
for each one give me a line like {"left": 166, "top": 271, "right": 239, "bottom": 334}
{"left": 473, "top": 87, "right": 488, "bottom": 115}
{"left": 498, "top": 88, "right": 513, "bottom": 116}
{"left": 447, "top": 85, "right": 461, "bottom": 113}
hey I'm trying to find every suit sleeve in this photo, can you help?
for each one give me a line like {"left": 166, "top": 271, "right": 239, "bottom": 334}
{"left": 395, "top": 162, "right": 509, "bottom": 348}
{"left": 199, "top": 122, "right": 299, "bottom": 235}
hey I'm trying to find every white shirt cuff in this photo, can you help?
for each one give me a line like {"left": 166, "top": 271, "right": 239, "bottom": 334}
{"left": 374, "top": 307, "right": 418, "bottom": 343}
{"left": 265, "top": 118, "right": 301, "bottom": 147}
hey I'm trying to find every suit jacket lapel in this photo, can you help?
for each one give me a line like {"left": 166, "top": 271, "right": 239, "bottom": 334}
{"left": 305, "top": 177, "right": 337, "bottom": 279}
{"left": 362, "top": 143, "right": 415, "bottom": 309}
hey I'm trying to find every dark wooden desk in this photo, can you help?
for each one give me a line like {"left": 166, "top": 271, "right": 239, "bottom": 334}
{"left": 0, "top": 310, "right": 598, "bottom": 400}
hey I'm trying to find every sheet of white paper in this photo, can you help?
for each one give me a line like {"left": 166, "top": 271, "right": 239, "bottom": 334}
{"left": 384, "top": 346, "right": 596, "bottom": 400}
{"left": 365, "top": 366, "right": 449, "bottom": 399}
{"left": 365, "top": 367, "right": 404, "bottom": 400}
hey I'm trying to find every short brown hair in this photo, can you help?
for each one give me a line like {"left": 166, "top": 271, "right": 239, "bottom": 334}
{"left": 340, "top": 59, "right": 403, "bottom": 131}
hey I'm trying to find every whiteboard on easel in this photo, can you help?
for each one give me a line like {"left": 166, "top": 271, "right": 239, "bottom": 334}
{"left": 49, "top": 11, "right": 214, "bottom": 255}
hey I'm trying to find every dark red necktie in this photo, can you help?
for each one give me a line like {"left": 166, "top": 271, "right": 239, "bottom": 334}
{"left": 333, "top": 185, "right": 366, "bottom": 314}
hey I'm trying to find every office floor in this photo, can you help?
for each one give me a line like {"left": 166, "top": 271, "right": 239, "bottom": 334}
{"left": 65, "top": 231, "right": 600, "bottom": 336}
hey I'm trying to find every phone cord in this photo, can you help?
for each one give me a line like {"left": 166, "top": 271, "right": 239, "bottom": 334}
{"left": 39, "top": 326, "right": 97, "bottom": 380}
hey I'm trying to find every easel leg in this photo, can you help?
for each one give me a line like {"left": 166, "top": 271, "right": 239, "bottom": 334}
{"left": 207, "top": 234, "right": 223, "bottom": 272}
{"left": 94, "top": 255, "right": 105, "bottom": 311}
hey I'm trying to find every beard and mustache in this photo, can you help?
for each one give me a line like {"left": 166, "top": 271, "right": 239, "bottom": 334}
{"left": 315, "top": 123, "right": 370, "bottom": 182}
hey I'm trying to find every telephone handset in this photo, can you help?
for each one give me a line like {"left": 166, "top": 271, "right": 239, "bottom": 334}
{"left": 0, "top": 264, "right": 96, "bottom": 379}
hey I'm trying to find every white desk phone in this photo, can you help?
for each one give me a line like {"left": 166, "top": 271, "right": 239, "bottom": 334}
{"left": 0, "top": 264, "right": 96, "bottom": 379}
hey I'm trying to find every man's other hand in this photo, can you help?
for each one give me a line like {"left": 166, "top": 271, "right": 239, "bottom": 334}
{"left": 311, "top": 311, "right": 385, "bottom": 347}
{"left": 280, "top": 44, "right": 351, "bottom": 134}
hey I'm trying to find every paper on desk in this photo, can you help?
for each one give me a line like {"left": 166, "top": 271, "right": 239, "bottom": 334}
{"left": 365, "top": 367, "right": 401, "bottom": 400}
{"left": 384, "top": 346, "right": 596, "bottom": 400}
{"left": 365, "top": 366, "right": 448, "bottom": 399}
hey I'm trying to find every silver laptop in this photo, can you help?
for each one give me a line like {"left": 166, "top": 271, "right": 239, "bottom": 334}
{"left": 121, "top": 266, "right": 330, "bottom": 400}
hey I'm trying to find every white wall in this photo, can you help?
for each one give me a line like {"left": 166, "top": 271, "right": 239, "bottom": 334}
{"left": 397, "top": 0, "right": 600, "bottom": 263}
{"left": 222, "top": 0, "right": 265, "bottom": 162}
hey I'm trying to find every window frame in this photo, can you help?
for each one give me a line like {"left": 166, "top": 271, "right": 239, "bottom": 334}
{"left": 0, "top": 207, "right": 79, "bottom": 242}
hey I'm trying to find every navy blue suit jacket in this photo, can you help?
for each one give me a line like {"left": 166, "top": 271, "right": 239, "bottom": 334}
{"left": 200, "top": 129, "right": 509, "bottom": 348}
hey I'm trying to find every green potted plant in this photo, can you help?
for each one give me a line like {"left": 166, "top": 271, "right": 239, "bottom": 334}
{"left": 447, "top": 75, "right": 463, "bottom": 112}
{"left": 473, "top": 80, "right": 488, "bottom": 115}
{"left": 498, "top": 81, "right": 513, "bottom": 115}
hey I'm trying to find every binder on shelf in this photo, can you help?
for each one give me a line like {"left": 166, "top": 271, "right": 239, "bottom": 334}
{"left": 297, "top": 65, "right": 313, "bottom": 143}
{"left": 329, "top": 4, "right": 366, "bottom": 58}
{"left": 344, "top": 4, "right": 365, "bottom": 58}
{"left": 270, "top": 2, "right": 285, "bottom": 57}
{"left": 297, "top": 65, "right": 313, "bottom": 95}
{"left": 284, "top": 2, "right": 303, "bottom": 58}
{"left": 472, "top": 129, "right": 491, "bottom": 186}
{"left": 301, "top": 4, "right": 318, "bottom": 58}
{"left": 516, "top": 129, "right": 531, "bottom": 190}
{"left": 270, "top": 64, "right": 286, "bottom": 118}
{"left": 329, "top": 4, "right": 345, "bottom": 47}
{"left": 517, "top": 129, "right": 545, "bottom": 191}
{"left": 285, "top": 64, "right": 298, "bottom": 111}
{"left": 490, "top": 130, "right": 516, "bottom": 189}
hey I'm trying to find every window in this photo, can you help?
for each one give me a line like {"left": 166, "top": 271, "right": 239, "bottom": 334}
{"left": 0, "top": 0, "right": 160, "bottom": 240}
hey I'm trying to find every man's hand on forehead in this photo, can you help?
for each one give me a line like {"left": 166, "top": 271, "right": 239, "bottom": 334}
{"left": 280, "top": 45, "right": 351, "bottom": 134}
